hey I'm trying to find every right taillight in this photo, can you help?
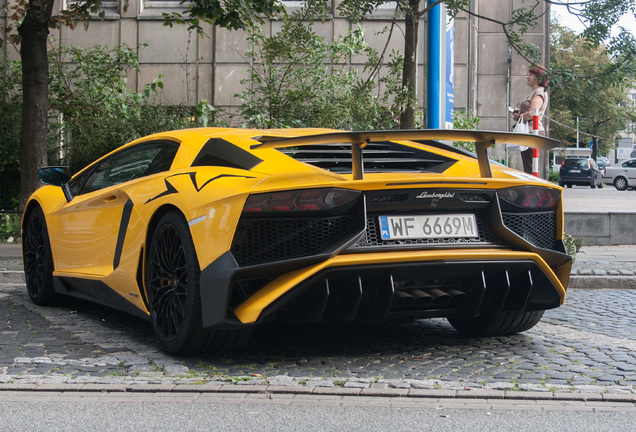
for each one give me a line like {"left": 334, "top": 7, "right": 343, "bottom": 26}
{"left": 498, "top": 186, "right": 561, "bottom": 209}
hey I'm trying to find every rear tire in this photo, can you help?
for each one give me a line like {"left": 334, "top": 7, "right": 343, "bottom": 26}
{"left": 447, "top": 310, "right": 544, "bottom": 337}
{"left": 614, "top": 176, "right": 628, "bottom": 191}
{"left": 22, "top": 206, "right": 58, "bottom": 306}
{"left": 146, "top": 211, "right": 249, "bottom": 355}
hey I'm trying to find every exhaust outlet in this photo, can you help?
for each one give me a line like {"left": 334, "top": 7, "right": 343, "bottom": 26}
{"left": 392, "top": 290, "right": 413, "bottom": 306}
{"left": 446, "top": 289, "right": 466, "bottom": 307}
{"left": 428, "top": 288, "right": 450, "bottom": 305}
{"left": 411, "top": 289, "right": 433, "bottom": 305}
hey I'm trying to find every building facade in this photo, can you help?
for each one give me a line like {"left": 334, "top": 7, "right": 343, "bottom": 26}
{"left": 1, "top": 0, "right": 551, "bottom": 170}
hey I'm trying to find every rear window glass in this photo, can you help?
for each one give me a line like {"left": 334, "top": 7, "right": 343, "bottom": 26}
{"left": 191, "top": 138, "right": 262, "bottom": 170}
{"left": 563, "top": 159, "right": 588, "bottom": 169}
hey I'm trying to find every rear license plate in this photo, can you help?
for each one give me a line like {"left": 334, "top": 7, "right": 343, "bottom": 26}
{"left": 379, "top": 214, "right": 478, "bottom": 240}
{"left": 569, "top": 169, "right": 581, "bottom": 173}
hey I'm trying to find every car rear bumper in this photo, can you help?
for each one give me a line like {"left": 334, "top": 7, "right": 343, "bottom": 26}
{"left": 560, "top": 175, "right": 593, "bottom": 183}
{"left": 199, "top": 248, "right": 571, "bottom": 329}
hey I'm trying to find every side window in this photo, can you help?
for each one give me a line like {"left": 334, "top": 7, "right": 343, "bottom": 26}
{"left": 70, "top": 141, "right": 179, "bottom": 196}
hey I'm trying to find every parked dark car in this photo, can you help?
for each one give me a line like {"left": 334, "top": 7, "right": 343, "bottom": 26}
{"left": 595, "top": 157, "right": 610, "bottom": 170}
{"left": 559, "top": 157, "right": 603, "bottom": 188}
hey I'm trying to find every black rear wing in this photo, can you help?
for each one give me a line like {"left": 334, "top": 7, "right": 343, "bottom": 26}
{"left": 252, "top": 129, "right": 559, "bottom": 180}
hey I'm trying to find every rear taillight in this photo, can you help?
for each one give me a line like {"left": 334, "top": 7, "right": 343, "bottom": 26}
{"left": 243, "top": 188, "right": 361, "bottom": 213}
{"left": 498, "top": 186, "right": 560, "bottom": 209}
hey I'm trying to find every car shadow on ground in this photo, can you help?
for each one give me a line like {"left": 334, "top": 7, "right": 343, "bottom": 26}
{"left": 12, "top": 290, "right": 540, "bottom": 380}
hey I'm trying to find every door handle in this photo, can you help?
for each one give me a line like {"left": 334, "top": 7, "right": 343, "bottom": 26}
{"left": 103, "top": 194, "right": 119, "bottom": 203}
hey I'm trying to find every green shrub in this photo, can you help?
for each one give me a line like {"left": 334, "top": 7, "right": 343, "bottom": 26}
{"left": 549, "top": 169, "right": 560, "bottom": 184}
{"left": 0, "top": 213, "right": 20, "bottom": 243}
{"left": 237, "top": 0, "right": 400, "bottom": 130}
{"left": 48, "top": 44, "right": 206, "bottom": 171}
{"left": 563, "top": 233, "right": 582, "bottom": 262}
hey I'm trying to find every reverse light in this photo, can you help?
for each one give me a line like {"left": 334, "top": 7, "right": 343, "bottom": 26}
{"left": 498, "top": 186, "right": 560, "bottom": 209}
{"left": 243, "top": 188, "right": 361, "bottom": 213}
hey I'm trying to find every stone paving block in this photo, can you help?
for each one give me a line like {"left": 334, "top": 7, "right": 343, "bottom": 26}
{"left": 455, "top": 389, "right": 505, "bottom": 399}
{"left": 602, "top": 393, "right": 636, "bottom": 402}
{"left": 263, "top": 385, "right": 309, "bottom": 394}
{"left": 407, "top": 389, "right": 457, "bottom": 398}
{"left": 360, "top": 387, "right": 409, "bottom": 397}
{"left": 312, "top": 386, "right": 362, "bottom": 396}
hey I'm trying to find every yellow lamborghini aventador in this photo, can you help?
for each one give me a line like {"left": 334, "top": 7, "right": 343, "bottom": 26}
{"left": 22, "top": 128, "right": 571, "bottom": 355}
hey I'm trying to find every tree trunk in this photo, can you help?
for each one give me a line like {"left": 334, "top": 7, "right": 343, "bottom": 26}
{"left": 17, "top": 0, "right": 53, "bottom": 211}
{"left": 398, "top": 0, "right": 419, "bottom": 130}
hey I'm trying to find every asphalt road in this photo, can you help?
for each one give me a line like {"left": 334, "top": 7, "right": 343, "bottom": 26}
{"left": 0, "top": 392, "right": 634, "bottom": 432}
{"left": 561, "top": 185, "right": 636, "bottom": 211}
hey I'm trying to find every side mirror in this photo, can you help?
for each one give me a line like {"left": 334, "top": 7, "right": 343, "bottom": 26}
{"left": 37, "top": 166, "right": 71, "bottom": 186}
{"left": 37, "top": 166, "right": 73, "bottom": 202}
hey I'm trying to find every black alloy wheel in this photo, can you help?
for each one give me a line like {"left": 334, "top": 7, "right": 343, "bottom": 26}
{"left": 146, "top": 211, "right": 251, "bottom": 355}
{"left": 22, "top": 206, "right": 57, "bottom": 305}
{"left": 147, "top": 211, "right": 205, "bottom": 354}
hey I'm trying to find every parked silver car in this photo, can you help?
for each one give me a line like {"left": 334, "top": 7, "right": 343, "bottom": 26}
{"left": 603, "top": 158, "right": 636, "bottom": 190}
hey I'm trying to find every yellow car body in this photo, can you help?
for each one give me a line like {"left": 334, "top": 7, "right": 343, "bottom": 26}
{"left": 22, "top": 128, "right": 571, "bottom": 354}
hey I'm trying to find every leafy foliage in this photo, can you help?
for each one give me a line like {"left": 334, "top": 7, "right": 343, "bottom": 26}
{"left": 47, "top": 44, "right": 213, "bottom": 172}
{"left": 451, "top": 109, "right": 481, "bottom": 152}
{"left": 0, "top": 213, "right": 20, "bottom": 243}
{"left": 236, "top": 0, "right": 401, "bottom": 130}
{"left": 162, "top": 0, "right": 284, "bottom": 33}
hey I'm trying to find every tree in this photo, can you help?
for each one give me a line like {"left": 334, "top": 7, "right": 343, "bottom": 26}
{"left": 236, "top": 1, "right": 402, "bottom": 130}
{"left": 549, "top": 22, "right": 636, "bottom": 159}
{"left": 3, "top": 0, "right": 284, "bottom": 210}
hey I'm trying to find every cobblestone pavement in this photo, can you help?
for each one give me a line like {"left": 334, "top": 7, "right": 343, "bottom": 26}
{"left": 1, "top": 282, "right": 634, "bottom": 396}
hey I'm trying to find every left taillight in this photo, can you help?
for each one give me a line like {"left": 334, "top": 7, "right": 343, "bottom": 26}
{"left": 498, "top": 186, "right": 560, "bottom": 209}
{"left": 243, "top": 188, "right": 361, "bottom": 213}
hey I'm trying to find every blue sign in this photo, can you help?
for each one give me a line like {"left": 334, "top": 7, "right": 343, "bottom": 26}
{"left": 445, "top": 18, "right": 455, "bottom": 128}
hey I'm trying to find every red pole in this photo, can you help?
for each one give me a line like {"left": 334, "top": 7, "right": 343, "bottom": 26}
{"left": 531, "top": 109, "right": 540, "bottom": 176}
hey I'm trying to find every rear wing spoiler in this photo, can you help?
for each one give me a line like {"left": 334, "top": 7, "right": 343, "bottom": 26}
{"left": 252, "top": 129, "right": 559, "bottom": 180}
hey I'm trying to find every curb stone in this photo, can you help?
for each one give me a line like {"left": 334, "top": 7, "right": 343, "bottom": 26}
{"left": 0, "top": 382, "right": 634, "bottom": 404}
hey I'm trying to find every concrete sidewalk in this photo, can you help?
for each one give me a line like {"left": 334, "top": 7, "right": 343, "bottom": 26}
{"left": 2, "top": 242, "right": 636, "bottom": 288}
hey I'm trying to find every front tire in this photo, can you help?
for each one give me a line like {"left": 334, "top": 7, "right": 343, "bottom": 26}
{"left": 614, "top": 176, "right": 628, "bottom": 191}
{"left": 146, "top": 211, "right": 249, "bottom": 355}
{"left": 447, "top": 310, "right": 544, "bottom": 337}
{"left": 22, "top": 206, "right": 58, "bottom": 306}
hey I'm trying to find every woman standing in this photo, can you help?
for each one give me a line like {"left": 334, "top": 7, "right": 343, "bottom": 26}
{"left": 513, "top": 65, "right": 550, "bottom": 173}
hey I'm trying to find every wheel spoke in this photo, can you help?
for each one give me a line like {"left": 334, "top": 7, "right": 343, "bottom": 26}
{"left": 148, "top": 221, "right": 190, "bottom": 341}
{"left": 24, "top": 213, "right": 47, "bottom": 299}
